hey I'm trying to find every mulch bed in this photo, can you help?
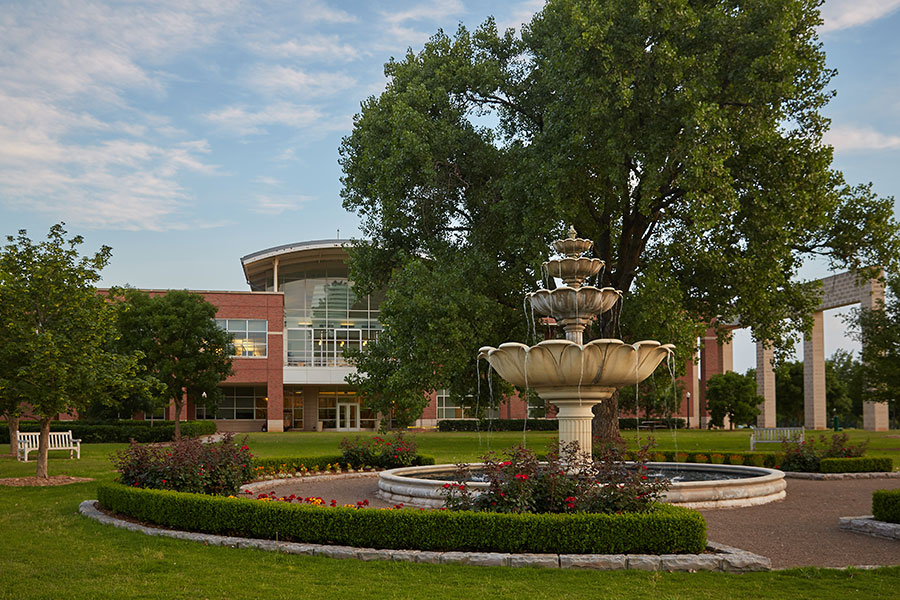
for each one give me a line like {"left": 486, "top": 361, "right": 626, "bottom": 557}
{"left": 0, "top": 475, "right": 94, "bottom": 487}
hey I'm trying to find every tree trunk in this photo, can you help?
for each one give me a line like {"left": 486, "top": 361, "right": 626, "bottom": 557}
{"left": 592, "top": 391, "right": 623, "bottom": 445}
{"left": 7, "top": 414, "right": 19, "bottom": 458}
{"left": 36, "top": 416, "right": 51, "bottom": 478}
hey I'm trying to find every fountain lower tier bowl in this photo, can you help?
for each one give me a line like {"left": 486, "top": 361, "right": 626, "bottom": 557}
{"left": 478, "top": 339, "right": 674, "bottom": 392}
{"left": 377, "top": 463, "right": 787, "bottom": 510}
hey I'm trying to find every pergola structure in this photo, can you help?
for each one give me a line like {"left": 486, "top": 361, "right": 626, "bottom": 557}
{"left": 699, "top": 271, "right": 889, "bottom": 432}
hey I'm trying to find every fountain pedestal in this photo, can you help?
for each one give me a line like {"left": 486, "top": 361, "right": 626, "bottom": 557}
{"left": 537, "top": 387, "right": 615, "bottom": 455}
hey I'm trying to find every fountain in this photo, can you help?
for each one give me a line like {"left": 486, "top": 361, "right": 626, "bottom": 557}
{"left": 377, "top": 227, "right": 786, "bottom": 509}
{"left": 478, "top": 226, "right": 673, "bottom": 459}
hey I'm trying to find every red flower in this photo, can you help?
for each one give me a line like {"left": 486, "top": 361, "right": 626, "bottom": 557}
{"left": 330, "top": 499, "right": 337, "bottom": 507}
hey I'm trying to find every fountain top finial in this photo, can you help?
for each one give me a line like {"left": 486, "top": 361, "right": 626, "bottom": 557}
{"left": 552, "top": 226, "right": 593, "bottom": 258}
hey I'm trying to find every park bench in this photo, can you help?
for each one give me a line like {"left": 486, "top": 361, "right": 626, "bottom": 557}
{"left": 16, "top": 430, "right": 81, "bottom": 462}
{"left": 749, "top": 426, "right": 804, "bottom": 451}
{"left": 638, "top": 420, "right": 669, "bottom": 431}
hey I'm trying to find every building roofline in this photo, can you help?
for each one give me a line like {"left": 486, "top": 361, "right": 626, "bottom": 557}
{"left": 240, "top": 239, "right": 354, "bottom": 267}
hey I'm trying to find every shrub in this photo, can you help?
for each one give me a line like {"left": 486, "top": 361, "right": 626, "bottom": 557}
{"left": 339, "top": 434, "right": 420, "bottom": 469}
{"left": 0, "top": 420, "right": 216, "bottom": 443}
{"left": 693, "top": 454, "right": 708, "bottom": 464}
{"left": 873, "top": 489, "right": 900, "bottom": 524}
{"left": 437, "top": 419, "right": 558, "bottom": 432}
{"left": 727, "top": 455, "right": 745, "bottom": 466}
{"left": 252, "top": 455, "right": 436, "bottom": 477}
{"left": 781, "top": 433, "right": 869, "bottom": 472}
{"left": 746, "top": 454, "right": 766, "bottom": 467}
{"left": 674, "top": 452, "right": 689, "bottom": 463}
{"left": 443, "top": 441, "right": 670, "bottom": 515}
{"left": 710, "top": 453, "right": 725, "bottom": 465}
{"left": 96, "top": 483, "right": 707, "bottom": 555}
{"left": 819, "top": 457, "right": 893, "bottom": 473}
{"left": 111, "top": 433, "right": 253, "bottom": 495}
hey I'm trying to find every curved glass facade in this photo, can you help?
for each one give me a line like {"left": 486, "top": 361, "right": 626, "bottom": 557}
{"left": 250, "top": 259, "right": 384, "bottom": 367}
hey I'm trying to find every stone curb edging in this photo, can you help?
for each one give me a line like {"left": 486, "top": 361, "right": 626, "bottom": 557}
{"left": 79, "top": 500, "right": 770, "bottom": 572}
{"left": 784, "top": 471, "right": 900, "bottom": 480}
{"left": 839, "top": 516, "right": 900, "bottom": 541}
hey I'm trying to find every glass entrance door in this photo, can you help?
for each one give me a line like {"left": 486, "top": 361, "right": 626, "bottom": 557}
{"left": 336, "top": 403, "right": 360, "bottom": 431}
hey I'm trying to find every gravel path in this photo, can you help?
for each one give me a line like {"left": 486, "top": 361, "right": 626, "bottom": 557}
{"left": 256, "top": 473, "right": 900, "bottom": 569}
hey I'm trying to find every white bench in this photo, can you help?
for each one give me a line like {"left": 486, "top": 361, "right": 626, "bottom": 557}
{"left": 16, "top": 430, "right": 81, "bottom": 462}
{"left": 750, "top": 426, "right": 804, "bottom": 451}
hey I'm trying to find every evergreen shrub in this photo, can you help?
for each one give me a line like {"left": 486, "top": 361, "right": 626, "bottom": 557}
{"left": 437, "top": 419, "right": 558, "bottom": 432}
{"left": 96, "top": 483, "right": 707, "bottom": 554}
{"left": 0, "top": 420, "right": 216, "bottom": 443}
{"left": 819, "top": 457, "right": 893, "bottom": 473}
{"left": 873, "top": 489, "right": 900, "bottom": 524}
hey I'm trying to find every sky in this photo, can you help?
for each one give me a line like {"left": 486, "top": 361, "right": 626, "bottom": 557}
{"left": 2, "top": 0, "right": 899, "bottom": 371}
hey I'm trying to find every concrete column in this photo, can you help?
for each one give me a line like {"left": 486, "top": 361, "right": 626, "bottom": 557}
{"left": 861, "top": 278, "right": 889, "bottom": 431}
{"left": 803, "top": 311, "right": 827, "bottom": 430}
{"left": 756, "top": 342, "right": 776, "bottom": 428}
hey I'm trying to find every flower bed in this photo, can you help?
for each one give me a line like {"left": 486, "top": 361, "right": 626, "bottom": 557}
{"left": 252, "top": 454, "right": 435, "bottom": 479}
{"left": 95, "top": 483, "right": 706, "bottom": 555}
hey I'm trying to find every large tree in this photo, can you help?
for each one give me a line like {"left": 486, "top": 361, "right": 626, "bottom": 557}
{"left": 339, "top": 0, "right": 900, "bottom": 440}
{"left": 114, "top": 288, "right": 234, "bottom": 439}
{"left": 0, "top": 225, "right": 148, "bottom": 477}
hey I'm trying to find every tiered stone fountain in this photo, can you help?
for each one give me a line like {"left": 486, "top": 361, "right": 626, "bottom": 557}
{"left": 377, "top": 227, "right": 786, "bottom": 508}
{"left": 478, "top": 226, "right": 673, "bottom": 458}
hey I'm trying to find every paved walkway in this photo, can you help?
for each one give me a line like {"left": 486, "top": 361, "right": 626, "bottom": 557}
{"left": 259, "top": 473, "right": 900, "bottom": 569}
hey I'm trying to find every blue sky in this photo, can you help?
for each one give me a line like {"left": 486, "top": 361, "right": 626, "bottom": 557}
{"left": 2, "top": 0, "right": 899, "bottom": 369}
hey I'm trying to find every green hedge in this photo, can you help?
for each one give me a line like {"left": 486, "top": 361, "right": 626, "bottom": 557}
{"left": 437, "top": 419, "right": 559, "bottom": 432}
{"left": 96, "top": 483, "right": 707, "bottom": 554}
{"left": 819, "top": 457, "right": 894, "bottom": 473}
{"left": 253, "top": 455, "right": 436, "bottom": 472}
{"left": 618, "top": 418, "right": 687, "bottom": 430}
{"left": 0, "top": 420, "right": 216, "bottom": 444}
{"left": 620, "top": 450, "right": 783, "bottom": 469}
{"left": 873, "top": 489, "right": 900, "bottom": 524}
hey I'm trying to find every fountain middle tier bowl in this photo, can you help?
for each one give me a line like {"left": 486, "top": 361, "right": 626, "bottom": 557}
{"left": 528, "top": 286, "right": 622, "bottom": 320}
{"left": 542, "top": 257, "right": 604, "bottom": 287}
{"left": 478, "top": 339, "right": 674, "bottom": 391}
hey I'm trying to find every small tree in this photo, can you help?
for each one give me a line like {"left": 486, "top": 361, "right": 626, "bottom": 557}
{"left": 114, "top": 288, "right": 234, "bottom": 439}
{"left": 705, "top": 371, "right": 762, "bottom": 430}
{"left": 0, "top": 225, "right": 148, "bottom": 477}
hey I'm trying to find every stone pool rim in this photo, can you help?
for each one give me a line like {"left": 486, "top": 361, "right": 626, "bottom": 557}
{"left": 376, "top": 462, "right": 787, "bottom": 510}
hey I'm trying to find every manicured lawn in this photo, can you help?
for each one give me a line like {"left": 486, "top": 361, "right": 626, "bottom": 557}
{"left": 3, "top": 429, "right": 900, "bottom": 599}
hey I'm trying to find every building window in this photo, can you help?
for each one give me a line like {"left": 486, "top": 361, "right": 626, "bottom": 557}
{"left": 216, "top": 319, "right": 267, "bottom": 357}
{"left": 436, "top": 389, "right": 464, "bottom": 419}
{"left": 197, "top": 386, "right": 267, "bottom": 420}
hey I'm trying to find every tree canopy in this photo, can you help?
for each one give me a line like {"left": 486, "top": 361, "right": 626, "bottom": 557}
{"left": 0, "top": 225, "right": 150, "bottom": 477}
{"left": 705, "top": 371, "right": 762, "bottom": 429}
{"left": 113, "top": 289, "right": 234, "bottom": 439}
{"left": 339, "top": 0, "right": 900, "bottom": 439}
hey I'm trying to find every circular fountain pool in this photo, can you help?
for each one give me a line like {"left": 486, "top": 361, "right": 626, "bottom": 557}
{"left": 377, "top": 462, "right": 786, "bottom": 510}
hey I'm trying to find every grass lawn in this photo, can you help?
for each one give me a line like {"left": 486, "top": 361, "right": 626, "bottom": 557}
{"left": 3, "top": 428, "right": 900, "bottom": 599}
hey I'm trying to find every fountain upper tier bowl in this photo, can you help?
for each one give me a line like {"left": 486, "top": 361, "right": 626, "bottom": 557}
{"left": 541, "top": 257, "right": 604, "bottom": 287}
{"left": 478, "top": 339, "right": 674, "bottom": 396}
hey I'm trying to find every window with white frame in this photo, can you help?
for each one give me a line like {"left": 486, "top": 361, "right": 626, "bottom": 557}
{"left": 216, "top": 319, "right": 268, "bottom": 357}
{"left": 436, "top": 389, "right": 465, "bottom": 419}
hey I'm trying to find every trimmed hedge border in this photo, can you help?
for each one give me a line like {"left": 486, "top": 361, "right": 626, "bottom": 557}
{"left": 820, "top": 457, "right": 893, "bottom": 473}
{"left": 437, "top": 419, "right": 559, "bottom": 432}
{"left": 625, "top": 451, "right": 783, "bottom": 468}
{"left": 96, "top": 483, "right": 707, "bottom": 555}
{"left": 873, "top": 489, "right": 900, "bottom": 524}
{"left": 81, "top": 500, "right": 765, "bottom": 571}
{"left": 253, "top": 455, "right": 436, "bottom": 473}
{"left": 0, "top": 420, "right": 216, "bottom": 444}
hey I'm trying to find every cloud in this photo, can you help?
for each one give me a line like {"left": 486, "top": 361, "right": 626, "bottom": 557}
{"left": 496, "top": 0, "right": 543, "bottom": 35}
{"left": 295, "top": 0, "right": 358, "bottom": 24}
{"left": 819, "top": 0, "right": 900, "bottom": 33}
{"left": 823, "top": 125, "right": 900, "bottom": 151}
{"left": 204, "top": 102, "right": 325, "bottom": 135}
{"left": 253, "top": 34, "right": 362, "bottom": 62}
{"left": 250, "top": 193, "right": 313, "bottom": 215}
{"left": 247, "top": 65, "right": 356, "bottom": 97}
{"left": 382, "top": 0, "right": 464, "bottom": 24}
